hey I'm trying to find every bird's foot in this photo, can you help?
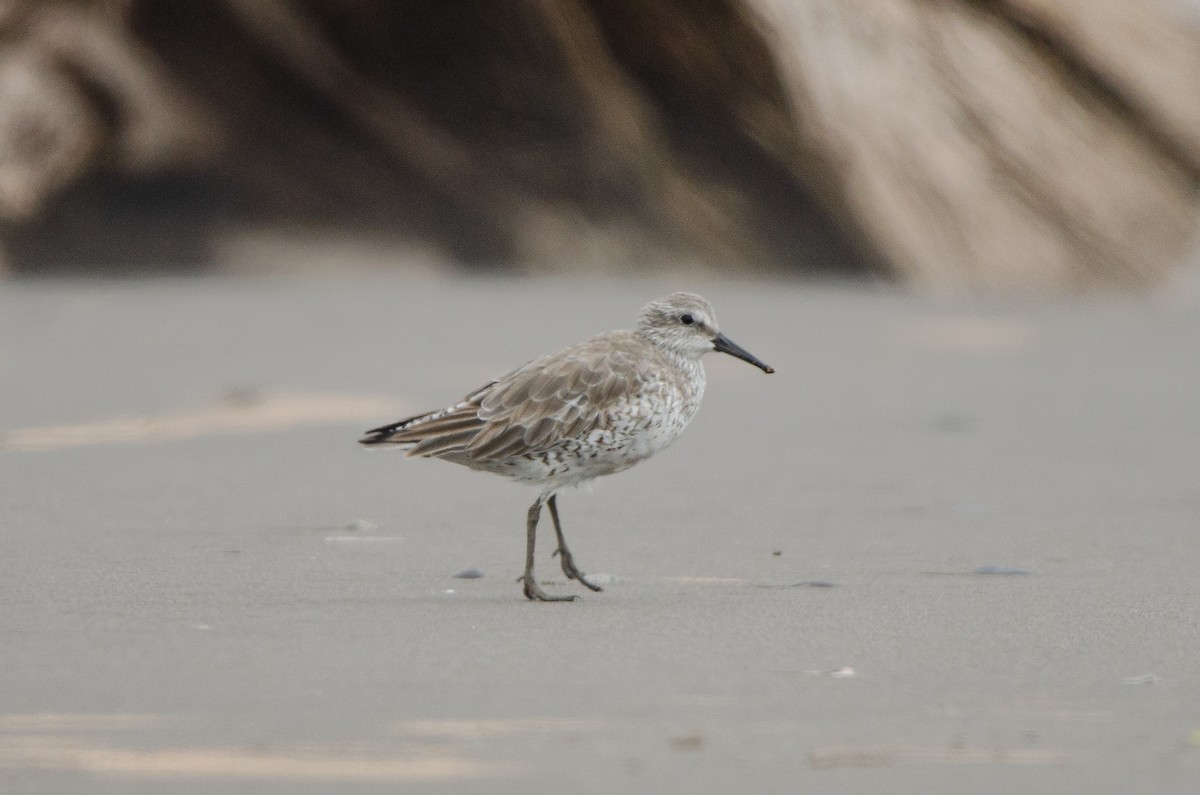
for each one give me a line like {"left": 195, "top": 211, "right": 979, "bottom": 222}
{"left": 521, "top": 574, "right": 578, "bottom": 602}
{"left": 555, "top": 548, "right": 603, "bottom": 592}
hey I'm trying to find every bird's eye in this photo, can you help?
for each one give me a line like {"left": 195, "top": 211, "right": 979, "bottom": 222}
{"left": 680, "top": 314, "right": 694, "bottom": 325}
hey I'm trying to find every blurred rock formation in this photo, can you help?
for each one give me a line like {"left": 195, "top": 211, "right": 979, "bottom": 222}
{"left": 1, "top": 0, "right": 1198, "bottom": 289}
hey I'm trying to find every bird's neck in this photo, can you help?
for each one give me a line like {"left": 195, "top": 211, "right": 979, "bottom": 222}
{"left": 666, "top": 350, "right": 706, "bottom": 391}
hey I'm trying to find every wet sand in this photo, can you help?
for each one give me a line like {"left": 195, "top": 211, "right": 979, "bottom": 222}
{"left": 2, "top": 274, "right": 1198, "bottom": 793}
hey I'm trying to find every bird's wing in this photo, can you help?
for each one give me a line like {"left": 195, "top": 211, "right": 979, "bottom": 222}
{"left": 358, "top": 396, "right": 492, "bottom": 457}
{"left": 360, "top": 333, "right": 653, "bottom": 462}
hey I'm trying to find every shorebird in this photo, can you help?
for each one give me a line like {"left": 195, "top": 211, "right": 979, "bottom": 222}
{"left": 360, "top": 292, "right": 774, "bottom": 601}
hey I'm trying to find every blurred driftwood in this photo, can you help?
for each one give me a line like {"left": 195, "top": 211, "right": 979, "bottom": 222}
{"left": 0, "top": 0, "right": 1197, "bottom": 288}
{"left": 751, "top": 0, "right": 1200, "bottom": 289}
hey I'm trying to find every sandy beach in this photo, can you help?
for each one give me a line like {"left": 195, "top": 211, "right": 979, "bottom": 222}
{"left": 1, "top": 274, "right": 1198, "bottom": 793}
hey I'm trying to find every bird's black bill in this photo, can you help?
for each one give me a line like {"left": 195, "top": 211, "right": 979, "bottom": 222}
{"left": 713, "top": 332, "right": 774, "bottom": 373}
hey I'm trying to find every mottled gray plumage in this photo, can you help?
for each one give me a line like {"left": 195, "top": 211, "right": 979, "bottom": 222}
{"left": 361, "top": 292, "right": 773, "bottom": 601}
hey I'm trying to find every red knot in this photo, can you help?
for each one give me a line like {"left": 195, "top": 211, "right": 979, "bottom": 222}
{"left": 361, "top": 292, "right": 774, "bottom": 601}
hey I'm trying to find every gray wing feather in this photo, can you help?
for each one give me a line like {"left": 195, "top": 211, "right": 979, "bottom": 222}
{"left": 364, "top": 332, "right": 657, "bottom": 463}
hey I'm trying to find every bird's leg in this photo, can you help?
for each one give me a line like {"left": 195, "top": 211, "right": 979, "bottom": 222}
{"left": 547, "top": 494, "right": 603, "bottom": 592}
{"left": 522, "top": 496, "right": 576, "bottom": 602}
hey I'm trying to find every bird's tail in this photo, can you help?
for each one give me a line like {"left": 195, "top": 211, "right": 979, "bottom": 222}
{"left": 359, "top": 414, "right": 425, "bottom": 446}
{"left": 359, "top": 403, "right": 484, "bottom": 457}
